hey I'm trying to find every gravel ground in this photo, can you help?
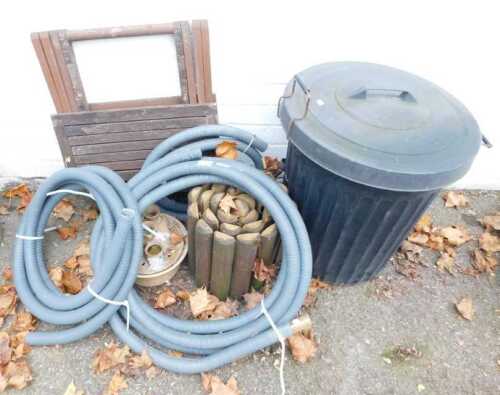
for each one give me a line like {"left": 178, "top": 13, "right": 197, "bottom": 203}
{"left": 0, "top": 181, "right": 498, "bottom": 395}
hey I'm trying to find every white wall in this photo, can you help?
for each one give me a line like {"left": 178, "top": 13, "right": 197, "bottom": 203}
{"left": 0, "top": 0, "right": 498, "bottom": 188}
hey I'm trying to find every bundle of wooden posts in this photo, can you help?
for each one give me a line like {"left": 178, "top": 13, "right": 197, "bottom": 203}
{"left": 186, "top": 184, "right": 284, "bottom": 300}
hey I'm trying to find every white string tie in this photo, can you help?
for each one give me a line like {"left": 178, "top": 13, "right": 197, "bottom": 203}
{"left": 243, "top": 135, "right": 256, "bottom": 154}
{"left": 261, "top": 299, "right": 286, "bottom": 395}
{"left": 47, "top": 189, "right": 95, "bottom": 200}
{"left": 15, "top": 234, "right": 44, "bottom": 241}
{"left": 142, "top": 223, "right": 167, "bottom": 241}
{"left": 87, "top": 283, "right": 130, "bottom": 332}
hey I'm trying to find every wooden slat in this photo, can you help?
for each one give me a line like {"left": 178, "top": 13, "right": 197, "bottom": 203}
{"left": 52, "top": 104, "right": 217, "bottom": 126}
{"left": 100, "top": 160, "right": 144, "bottom": 171}
{"left": 199, "top": 20, "right": 215, "bottom": 102}
{"left": 52, "top": 119, "right": 73, "bottom": 166}
{"left": 191, "top": 21, "right": 206, "bottom": 104}
{"left": 68, "top": 129, "right": 180, "bottom": 146}
{"left": 65, "top": 116, "right": 208, "bottom": 136}
{"left": 179, "top": 21, "right": 197, "bottom": 103}
{"left": 66, "top": 23, "right": 177, "bottom": 41}
{"left": 72, "top": 139, "right": 164, "bottom": 156}
{"left": 88, "top": 96, "right": 183, "bottom": 111}
{"left": 174, "top": 23, "right": 189, "bottom": 103}
{"left": 50, "top": 31, "right": 78, "bottom": 111}
{"left": 39, "top": 32, "right": 72, "bottom": 112}
{"left": 73, "top": 149, "right": 151, "bottom": 165}
{"left": 31, "top": 33, "right": 65, "bottom": 113}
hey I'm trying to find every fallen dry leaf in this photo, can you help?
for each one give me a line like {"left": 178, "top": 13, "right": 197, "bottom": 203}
{"left": 104, "top": 372, "right": 127, "bottom": 395}
{"left": 436, "top": 253, "right": 455, "bottom": 274}
{"left": 407, "top": 232, "right": 429, "bottom": 246}
{"left": 480, "top": 213, "right": 500, "bottom": 231}
{"left": 304, "top": 278, "right": 331, "bottom": 307}
{"left": 479, "top": 232, "right": 500, "bottom": 253}
{"left": 415, "top": 214, "right": 432, "bottom": 233}
{"left": 92, "top": 342, "right": 131, "bottom": 373}
{"left": 253, "top": 258, "right": 276, "bottom": 284}
{"left": 470, "top": 249, "right": 498, "bottom": 274}
{"left": 202, "top": 299, "right": 239, "bottom": 320}
{"left": 10, "top": 332, "right": 31, "bottom": 361}
{"left": 57, "top": 226, "right": 78, "bottom": 240}
{"left": 455, "top": 297, "right": 474, "bottom": 320}
{"left": 439, "top": 226, "right": 471, "bottom": 246}
{"left": 215, "top": 141, "right": 239, "bottom": 160}
{"left": 81, "top": 207, "right": 98, "bottom": 222}
{"left": 263, "top": 156, "right": 282, "bottom": 177}
{"left": 53, "top": 199, "right": 75, "bottom": 222}
{"left": 1, "top": 360, "right": 33, "bottom": 390}
{"left": 11, "top": 311, "right": 37, "bottom": 332}
{"left": 74, "top": 239, "right": 90, "bottom": 256}
{"left": 2, "top": 184, "right": 32, "bottom": 211}
{"left": 0, "top": 206, "right": 8, "bottom": 216}
{"left": 145, "top": 366, "right": 159, "bottom": 379}
{"left": 63, "top": 381, "right": 84, "bottom": 395}
{"left": 201, "top": 374, "right": 240, "bottom": 395}
{"left": 62, "top": 270, "right": 82, "bottom": 294}
{"left": 0, "top": 332, "right": 11, "bottom": 365}
{"left": 0, "top": 285, "right": 17, "bottom": 318}
{"left": 242, "top": 290, "right": 263, "bottom": 311}
{"left": 127, "top": 351, "right": 152, "bottom": 370}
{"left": 189, "top": 288, "right": 219, "bottom": 317}
{"left": 442, "top": 191, "right": 468, "bottom": 208}
{"left": 49, "top": 267, "right": 64, "bottom": 291}
{"left": 175, "top": 290, "right": 191, "bottom": 301}
{"left": 288, "top": 332, "right": 317, "bottom": 363}
{"left": 154, "top": 289, "right": 177, "bottom": 309}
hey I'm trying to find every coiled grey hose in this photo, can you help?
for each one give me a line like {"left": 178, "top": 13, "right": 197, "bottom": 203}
{"left": 13, "top": 125, "right": 312, "bottom": 374}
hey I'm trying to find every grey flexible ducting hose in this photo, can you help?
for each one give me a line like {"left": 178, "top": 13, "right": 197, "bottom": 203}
{"left": 13, "top": 125, "right": 312, "bottom": 374}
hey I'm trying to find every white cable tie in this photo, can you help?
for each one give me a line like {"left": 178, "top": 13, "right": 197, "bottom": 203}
{"left": 261, "top": 299, "right": 286, "bottom": 395}
{"left": 44, "top": 226, "right": 59, "bottom": 233}
{"left": 15, "top": 234, "right": 44, "bottom": 241}
{"left": 243, "top": 135, "right": 256, "bottom": 154}
{"left": 47, "top": 189, "right": 95, "bottom": 200}
{"left": 87, "top": 284, "right": 130, "bottom": 332}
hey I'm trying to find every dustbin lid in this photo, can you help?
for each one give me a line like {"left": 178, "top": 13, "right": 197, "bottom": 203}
{"left": 279, "top": 62, "right": 482, "bottom": 192}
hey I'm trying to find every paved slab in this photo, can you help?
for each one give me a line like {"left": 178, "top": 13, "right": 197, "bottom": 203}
{"left": 0, "top": 184, "right": 498, "bottom": 395}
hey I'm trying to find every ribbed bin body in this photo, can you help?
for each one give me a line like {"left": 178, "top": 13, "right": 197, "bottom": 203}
{"left": 286, "top": 143, "right": 438, "bottom": 284}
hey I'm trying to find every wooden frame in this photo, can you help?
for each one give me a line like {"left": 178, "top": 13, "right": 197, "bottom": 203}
{"left": 52, "top": 104, "right": 218, "bottom": 180}
{"left": 32, "top": 20, "right": 215, "bottom": 113}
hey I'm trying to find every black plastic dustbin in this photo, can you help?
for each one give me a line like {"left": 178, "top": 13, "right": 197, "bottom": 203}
{"left": 279, "top": 62, "right": 482, "bottom": 284}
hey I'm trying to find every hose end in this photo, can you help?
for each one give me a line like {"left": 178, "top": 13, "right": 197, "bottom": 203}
{"left": 290, "top": 314, "right": 312, "bottom": 335}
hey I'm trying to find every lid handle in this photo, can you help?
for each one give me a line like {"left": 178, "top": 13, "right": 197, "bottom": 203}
{"left": 349, "top": 87, "right": 417, "bottom": 103}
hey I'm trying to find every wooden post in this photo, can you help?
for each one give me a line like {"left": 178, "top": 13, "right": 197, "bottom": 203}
{"left": 230, "top": 233, "right": 260, "bottom": 299}
{"left": 202, "top": 208, "right": 219, "bottom": 230}
{"left": 199, "top": 189, "right": 215, "bottom": 213}
{"left": 194, "top": 219, "right": 213, "bottom": 288}
{"left": 188, "top": 186, "right": 203, "bottom": 204}
{"left": 209, "top": 191, "right": 225, "bottom": 213}
{"left": 260, "top": 223, "right": 278, "bottom": 265}
{"left": 242, "top": 220, "right": 265, "bottom": 234}
{"left": 187, "top": 202, "right": 199, "bottom": 274}
{"left": 239, "top": 209, "right": 259, "bottom": 225}
{"left": 210, "top": 231, "right": 235, "bottom": 300}
{"left": 221, "top": 223, "right": 242, "bottom": 237}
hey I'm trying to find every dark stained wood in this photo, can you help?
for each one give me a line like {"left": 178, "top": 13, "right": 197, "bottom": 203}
{"left": 199, "top": 20, "right": 215, "bottom": 102}
{"left": 210, "top": 231, "right": 235, "bottom": 300}
{"left": 52, "top": 104, "right": 216, "bottom": 126}
{"left": 88, "top": 96, "right": 183, "bottom": 111}
{"left": 50, "top": 30, "right": 78, "bottom": 112}
{"left": 67, "top": 129, "right": 180, "bottom": 146}
{"left": 99, "top": 160, "right": 145, "bottom": 171}
{"left": 195, "top": 219, "right": 214, "bottom": 288}
{"left": 72, "top": 139, "right": 164, "bottom": 156}
{"left": 174, "top": 23, "right": 189, "bottom": 103}
{"left": 259, "top": 224, "right": 278, "bottom": 265}
{"left": 191, "top": 20, "right": 206, "bottom": 103}
{"left": 187, "top": 203, "right": 200, "bottom": 274}
{"left": 52, "top": 118, "right": 74, "bottom": 166}
{"left": 179, "top": 21, "right": 197, "bottom": 103}
{"left": 73, "top": 149, "right": 151, "bottom": 165}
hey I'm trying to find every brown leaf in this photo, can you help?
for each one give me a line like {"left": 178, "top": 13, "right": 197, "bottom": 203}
{"left": 0, "top": 285, "right": 17, "bottom": 318}
{"left": 62, "top": 270, "right": 82, "bottom": 294}
{"left": 154, "top": 289, "right": 177, "bottom": 309}
{"left": 407, "top": 232, "right": 429, "bottom": 246}
{"left": 0, "top": 205, "right": 8, "bottom": 216}
{"left": 439, "top": 226, "right": 471, "bottom": 246}
{"left": 215, "top": 141, "right": 239, "bottom": 160}
{"left": 263, "top": 156, "right": 282, "bottom": 176}
{"left": 201, "top": 374, "right": 240, "bottom": 395}
{"left": 414, "top": 214, "right": 432, "bottom": 233}
{"left": 442, "top": 191, "right": 468, "bottom": 208}
{"left": 436, "top": 253, "right": 455, "bottom": 274}
{"left": 455, "top": 297, "right": 474, "bottom": 320}
{"left": 48, "top": 266, "right": 64, "bottom": 291}
{"left": 53, "top": 199, "right": 75, "bottom": 222}
{"left": 92, "top": 342, "right": 130, "bottom": 373}
{"left": 304, "top": 278, "right": 331, "bottom": 307}
{"left": 288, "top": 332, "right": 317, "bottom": 363}
{"left": 470, "top": 249, "right": 498, "bottom": 274}
{"left": 11, "top": 334, "right": 31, "bottom": 361}
{"left": 74, "top": 239, "right": 91, "bottom": 257}
{"left": 242, "top": 290, "right": 263, "bottom": 311}
{"left": 0, "top": 332, "right": 11, "bottom": 365}
{"left": 175, "top": 290, "right": 191, "bottom": 301}
{"left": 77, "top": 255, "right": 93, "bottom": 277}
{"left": 2, "top": 184, "right": 32, "bottom": 211}
{"left": 127, "top": 351, "right": 152, "bottom": 370}
{"left": 11, "top": 311, "right": 37, "bottom": 332}
{"left": 206, "top": 299, "right": 240, "bottom": 320}
{"left": 145, "top": 366, "right": 159, "bottom": 378}
{"left": 480, "top": 213, "right": 500, "bottom": 231}
{"left": 3, "top": 360, "right": 32, "bottom": 389}
{"left": 63, "top": 381, "right": 85, "bottom": 395}
{"left": 81, "top": 207, "right": 98, "bottom": 222}
{"left": 104, "top": 372, "right": 127, "bottom": 395}
{"left": 189, "top": 288, "right": 219, "bottom": 317}
{"left": 2, "top": 266, "right": 12, "bottom": 282}
{"left": 170, "top": 232, "right": 183, "bottom": 245}
{"left": 253, "top": 258, "right": 276, "bottom": 283}
{"left": 57, "top": 226, "right": 78, "bottom": 240}
{"left": 479, "top": 232, "right": 500, "bottom": 253}
{"left": 219, "top": 194, "right": 238, "bottom": 215}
